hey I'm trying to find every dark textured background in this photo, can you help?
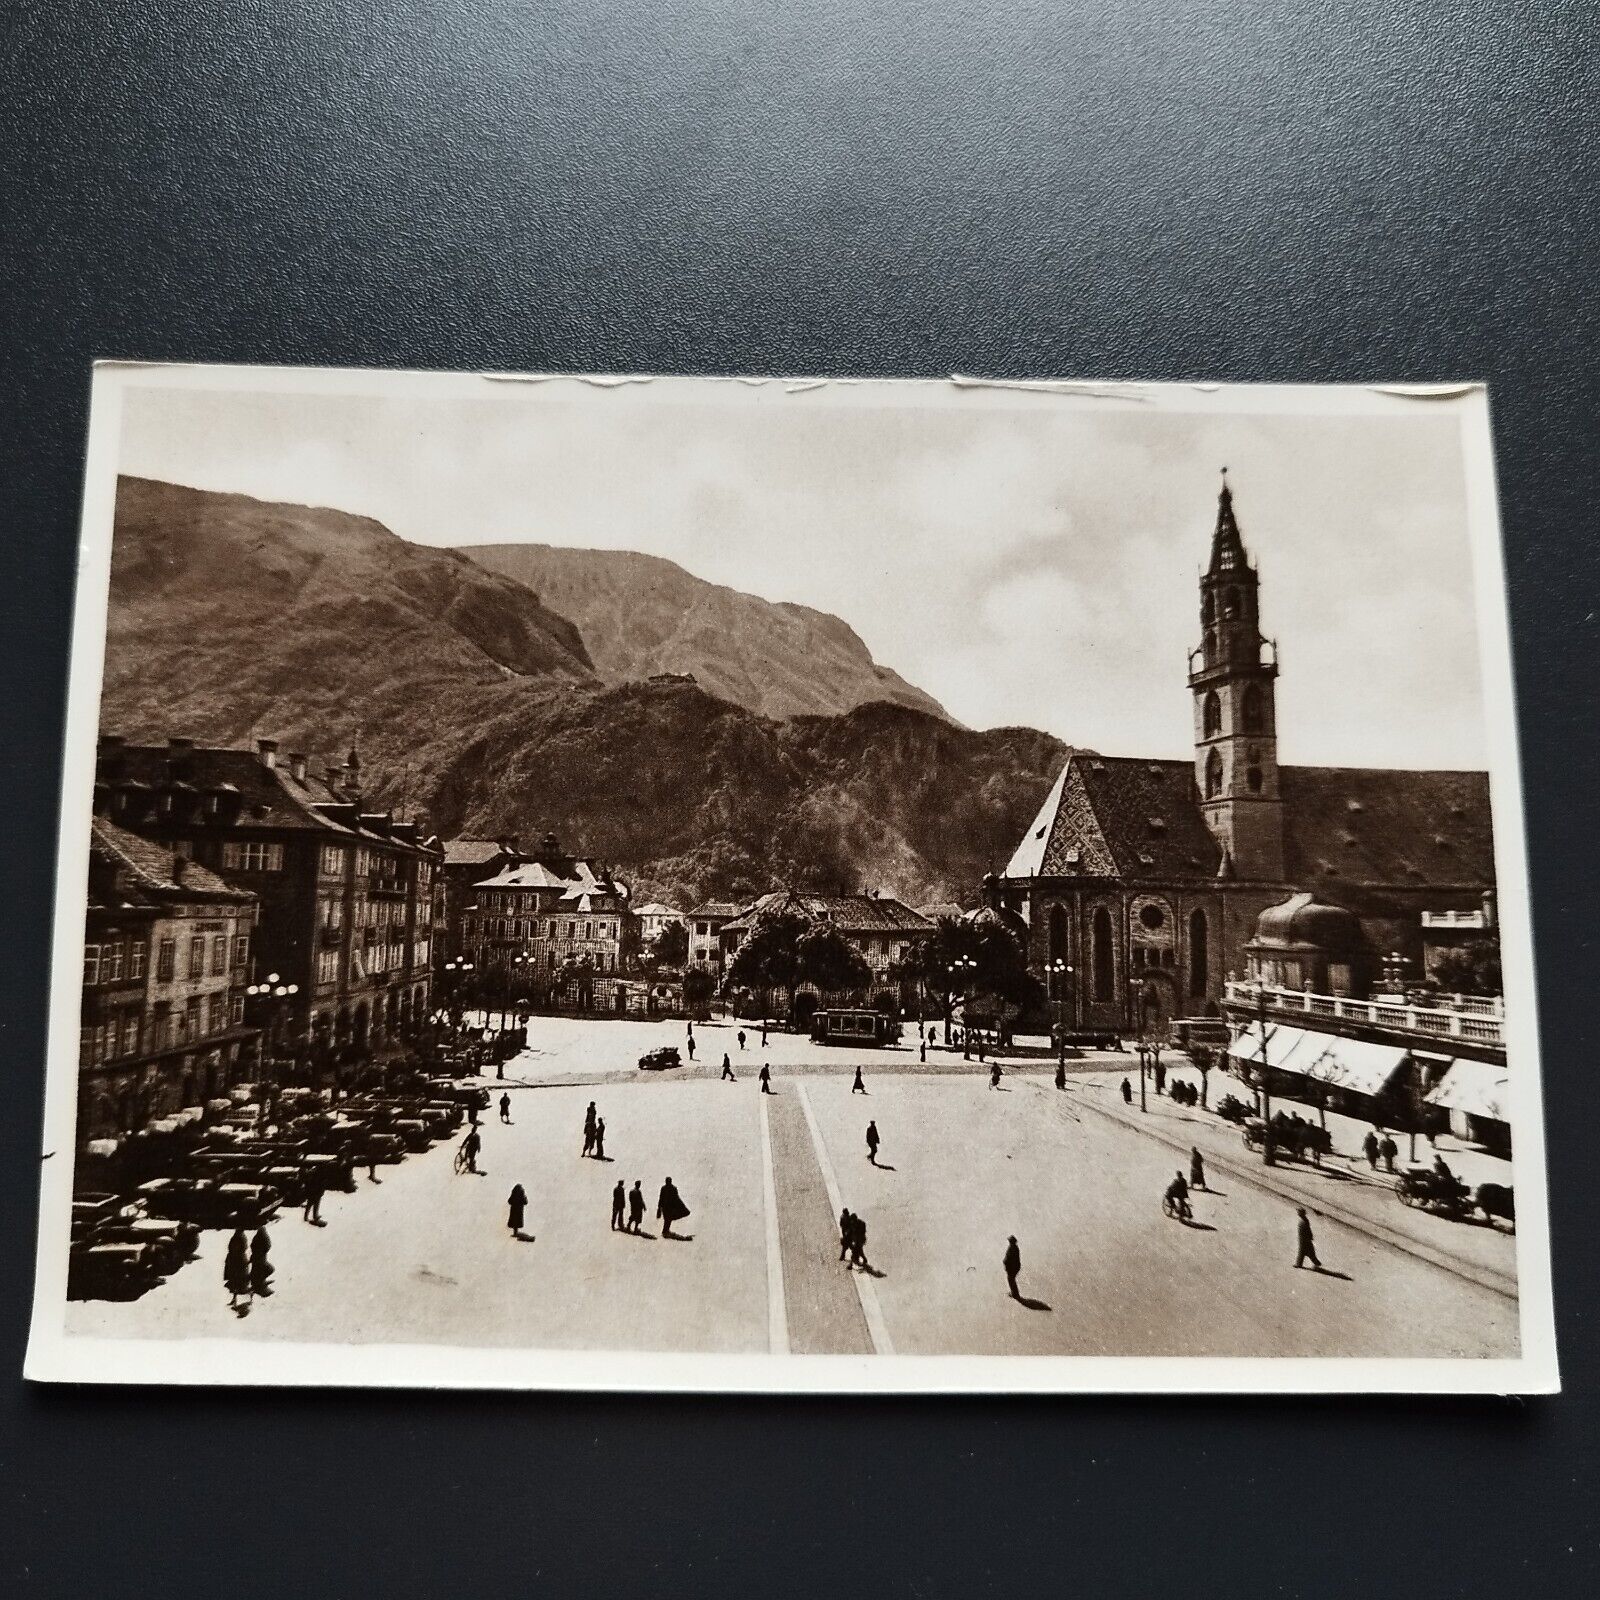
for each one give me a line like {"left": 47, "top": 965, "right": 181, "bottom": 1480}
{"left": 1, "top": 2, "right": 1596, "bottom": 1594}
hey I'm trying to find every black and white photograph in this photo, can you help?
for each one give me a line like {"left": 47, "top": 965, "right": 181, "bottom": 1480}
{"left": 25, "top": 366, "right": 1556, "bottom": 1392}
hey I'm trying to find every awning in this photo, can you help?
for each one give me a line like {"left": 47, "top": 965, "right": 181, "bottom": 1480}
{"left": 1426, "top": 1059, "right": 1510, "bottom": 1122}
{"left": 1234, "top": 1022, "right": 1409, "bottom": 1097}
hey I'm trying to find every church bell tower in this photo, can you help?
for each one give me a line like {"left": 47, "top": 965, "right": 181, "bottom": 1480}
{"left": 1188, "top": 472, "right": 1285, "bottom": 880}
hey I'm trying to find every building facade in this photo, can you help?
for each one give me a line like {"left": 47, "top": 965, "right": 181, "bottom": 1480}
{"left": 79, "top": 818, "right": 260, "bottom": 1147}
{"left": 686, "top": 901, "right": 741, "bottom": 969}
{"left": 999, "top": 476, "right": 1497, "bottom": 1038}
{"left": 93, "top": 736, "right": 439, "bottom": 1077}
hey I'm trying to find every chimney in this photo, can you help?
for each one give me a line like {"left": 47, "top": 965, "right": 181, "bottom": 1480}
{"left": 289, "top": 752, "right": 308, "bottom": 782}
{"left": 256, "top": 738, "right": 278, "bottom": 770}
{"left": 172, "top": 854, "right": 189, "bottom": 884}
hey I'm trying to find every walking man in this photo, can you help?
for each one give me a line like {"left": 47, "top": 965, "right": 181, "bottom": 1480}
{"left": 721, "top": 1053, "right": 737, "bottom": 1081}
{"left": 919, "top": 1035, "right": 927, "bottom": 1064}
{"left": 738, "top": 1030, "right": 747, "bottom": 1050}
{"left": 1380, "top": 1134, "right": 1398, "bottom": 1174}
{"left": 582, "top": 1101, "right": 597, "bottom": 1157}
{"left": 1121, "top": 1077, "right": 1133, "bottom": 1106}
{"left": 610, "top": 1180, "right": 626, "bottom": 1232}
{"left": 1294, "top": 1206, "right": 1322, "bottom": 1270}
{"left": 1003, "top": 1235, "right": 1022, "bottom": 1300}
{"left": 761, "top": 1021, "right": 768, "bottom": 1047}
{"left": 1054, "top": 1060, "right": 1066, "bottom": 1091}
{"left": 989, "top": 1062, "right": 1002, "bottom": 1090}
{"left": 1190, "top": 1145, "right": 1206, "bottom": 1192}
{"left": 686, "top": 1032, "right": 696, "bottom": 1062}
{"left": 850, "top": 1213, "right": 868, "bottom": 1271}
{"left": 302, "top": 1172, "right": 324, "bottom": 1223}
{"left": 759, "top": 1064, "right": 773, "bottom": 1095}
{"left": 507, "top": 1183, "right": 528, "bottom": 1239}
{"left": 866, "top": 1120, "right": 880, "bottom": 1165}
{"left": 851, "top": 1065, "right": 867, "bottom": 1095}
{"left": 593, "top": 1117, "right": 606, "bottom": 1161}
{"left": 657, "top": 1176, "right": 690, "bottom": 1240}
{"left": 628, "top": 1180, "right": 646, "bottom": 1233}
{"left": 1363, "top": 1129, "right": 1379, "bottom": 1169}
{"left": 838, "top": 1208, "right": 854, "bottom": 1263}
{"left": 499, "top": 1092, "right": 511, "bottom": 1124}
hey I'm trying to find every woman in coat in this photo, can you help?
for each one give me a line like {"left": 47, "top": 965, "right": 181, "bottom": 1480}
{"left": 656, "top": 1177, "right": 690, "bottom": 1239}
{"left": 224, "top": 1228, "right": 251, "bottom": 1311}
{"left": 507, "top": 1183, "right": 528, "bottom": 1238}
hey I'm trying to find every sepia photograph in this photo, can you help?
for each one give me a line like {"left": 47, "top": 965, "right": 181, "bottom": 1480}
{"left": 25, "top": 366, "right": 1556, "bottom": 1392}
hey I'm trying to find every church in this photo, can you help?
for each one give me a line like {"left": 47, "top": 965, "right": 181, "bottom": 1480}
{"left": 996, "top": 475, "right": 1496, "bottom": 1037}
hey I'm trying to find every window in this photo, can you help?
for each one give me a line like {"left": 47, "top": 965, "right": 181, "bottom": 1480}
{"left": 1091, "top": 907, "right": 1114, "bottom": 1002}
{"left": 233, "top": 934, "right": 249, "bottom": 971}
{"left": 156, "top": 938, "right": 176, "bottom": 981}
{"left": 584, "top": 922, "right": 593, "bottom": 941}
{"left": 83, "top": 943, "right": 102, "bottom": 987}
{"left": 1205, "top": 748, "right": 1223, "bottom": 799}
{"left": 128, "top": 941, "right": 147, "bottom": 980}
{"left": 188, "top": 936, "right": 206, "bottom": 979}
{"left": 1139, "top": 903, "right": 1165, "bottom": 931}
{"left": 231, "top": 995, "right": 245, "bottom": 1025}
{"left": 223, "top": 841, "right": 283, "bottom": 871}
{"left": 185, "top": 995, "right": 203, "bottom": 1038}
{"left": 1189, "top": 910, "right": 1208, "bottom": 998}
{"left": 317, "top": 950, "right": 341, "bottom": 985}
{"left": 1202, "top": 691, "right": 1221, "bottom": 739}
{"left": 321, "top": 845, "right": 346, "bottom": 876}
{"left": 1242, "top": 683, "right": 1265, "bottom": 734}
{"left": 212, "top": 934, "right": 228, "bottom": 974}
{"left": 104, "top": 942, "right": 126, "bottom": 983}
{"left": 121, "top": 1012, "right": 140, "bottom": 1056}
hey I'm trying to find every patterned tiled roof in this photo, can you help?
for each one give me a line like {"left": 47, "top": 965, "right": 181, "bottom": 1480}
{"left": 1006, "top": 754, "right": 1494, "bottom": 890}
{"left": 91, "top": 816, "right": 252, "bottom": 904}
{"left": 723, "top": 890, "right": 934, "bottom": 935}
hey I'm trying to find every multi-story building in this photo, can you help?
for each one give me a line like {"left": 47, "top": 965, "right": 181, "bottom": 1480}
{"left": 452, "top": 832, "right": 632, "bottom": 1005}
{"left": 634, "top": 902, "right": 685, "bottom": 945}
{"left": 686, "top": 901, "right": 741, "bottom": 969}
{"left": 93, "top": 735, "right": 439, "bottom": 1077}
{"left": 79, "top": 817, "right": 259, "bottom": 1147}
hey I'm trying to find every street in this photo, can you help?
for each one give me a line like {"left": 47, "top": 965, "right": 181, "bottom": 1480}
{"left": 64, "top": 1016, "right": 1519, "bottom": 1359}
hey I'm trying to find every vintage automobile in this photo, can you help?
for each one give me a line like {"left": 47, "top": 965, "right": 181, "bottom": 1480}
{"left": 138, "top": 1176, "right": 281, "bottom": 1228}
{"left": 639, "top": 1046, "right": 682, "bottom": 1071}
{"left": 67, "top": 1240, "right": 162, "bottom": 1300}
{"left": 1396, "top": 1165, "right": 1472, "bottom": 1218}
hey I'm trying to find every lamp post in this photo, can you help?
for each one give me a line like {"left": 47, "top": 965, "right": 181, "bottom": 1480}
{"left": 952, "top": 956, "right": 977, "bottom": 1057}
{"left": 1047, "top": 958, "right": 1072, "bottom": 1064}
{"left": 245, "top": 971, "right": 299, "bottom": 1120}
{"left": 1129, "top": 978, "right": 1148, "bottom": 1112}
{"left": 1255, "top": 977, "right": 1275, "bottom": 1166}
{"left": 502, "top": 949, "right": 533, "bottom": 1076}
{"left": 444, "top": 955, "right": 474, "bottom": 1032}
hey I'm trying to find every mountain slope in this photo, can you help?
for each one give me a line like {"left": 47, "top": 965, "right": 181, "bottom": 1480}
{"left": 461, "top": 542, "right": 951, "bottom": 722}
{"left": 100, "top": 477, "right": 597, "bottom": 783}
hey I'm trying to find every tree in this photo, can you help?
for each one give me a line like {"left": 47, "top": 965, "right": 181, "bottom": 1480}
{"left": 796, "top": 922, "right": 871, "bottom": 1000}
{"left": 726, "top": 910, "right": 810, "bottom": 1025}
{"left": 646, "top": 920, "right": 689, "bottom": 972}
{"left": 1189, "top": 1043, "right": 1215, "bottom": 1107}
{"left": 681, "top": 965, "right": 715, "bottom": 1018}
{"left": 1432, "top": 936, "right": 1501, "bottom": 997}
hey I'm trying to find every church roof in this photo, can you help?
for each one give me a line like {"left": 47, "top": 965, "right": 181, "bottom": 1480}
{"left": 1208, "top": 477, "right": 1250, "bottom": 575}
{"left": 1005, "top": 754, "right": 1494, "bottom": 890}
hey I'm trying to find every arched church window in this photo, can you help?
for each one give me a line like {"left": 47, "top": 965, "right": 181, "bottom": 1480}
{"left": 1242, "top": 683, "right": 1264, "bottom": 733}
{"left": 1047, "top": 904, "right": 1068, "bottom": 965}
{"left": 1247, "top": 766, "right": 1263, "bottom": 794}
{"left": 1202, "top": 691, "right": 1221, "bottom": 738}
{"left": 1091, "top": 907, "right": 1114, "bottom": 1002}
{"left": 1188, "top": 909, "right": 1208, "bottom": 997}
{"left": 1205, "top": 748, "right": 1223, "bottom": 799}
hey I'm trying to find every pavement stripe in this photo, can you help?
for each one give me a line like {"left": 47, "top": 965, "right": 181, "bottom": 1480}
{"left": 758, "top": 1093, "right": 790, "bottom": 1356}
{"left": 795, "top": 1082, "right": 895, "bottom": 1356}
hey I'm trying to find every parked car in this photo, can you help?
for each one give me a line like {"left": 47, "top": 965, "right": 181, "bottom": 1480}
{"left": 639, "top": 1047, "right": 682, "bottom": 1071}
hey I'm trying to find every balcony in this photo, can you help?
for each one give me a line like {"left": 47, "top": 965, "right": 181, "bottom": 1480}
{"left": 1223, "top": 980, "right": 1504, "bottom": 1053}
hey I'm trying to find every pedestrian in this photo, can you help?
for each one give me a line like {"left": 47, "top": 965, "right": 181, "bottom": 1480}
{"left": 850, "top": 1213, "right": 869, "bottom": 1270}
{"left": 1003, "top": 1235, "right": 1022, "bottom": 1300}
{"left": 1380, "top": 1134, "right": 1398, "bottom": 1174}
{"left": 1190, "top": 1146, "right": 1206, "bottom": 1191}
{"left": 1055, "top": 1060, "right": 1066, "bottom": 1091}
{"left": 721, "top": 1052, "right": 736, "bottom": 1080}
{"left": 225, "top": 1228, "right": 251, "bottom": 1310}
{"left": 610, "top": 1180, "right": 626, "bottom": 1232}
{"left": 1362, "top": 1130, "right": 1379, "bottom": 1169}
{"left": 507, "top": 1182, "right": 528, "bottom": 1238}
{"left": 759, "top": 1064, "right": 772, "bottom": 1095}
{"left": 499, "top": 1092, "right": 511, "bottom": 1124}
{"left": 989, "top": 1063, "right": 1002, "bottom": 1090}
{"left": 738, "top": 1030, "right": 747, "bottom": 1050}
{"left": 838, "top": 1208, "right": 854, "bottom": 1263}
{"left": 977, "top": 1033, "right": 987, "bottom": 1063}
{"left": 761, "top": 1021, "right": 768, "bottom": 1047}
{"left": 1294, "top": 1206, "right": 1322, "bottom": 1270}
{"left": 1155, "top": 1060, "right": 1166, "bottom": 1095}
{"left": 366, "top": 1150, "right": 380, "bottom": 1184}
{"left": 459, "top": 1126, "right": 482, "bottom": 1175}
{"left": 919, "top": 1035, "right": 927, "bottom": 1063}
{"left": 248, "top": 1225, "right": 273, "bottom": 1296}
{"left": 852, "top": 1065, "right": 867, "bottom": 1095}
{"left": 1165, "top": 1170, "right": 1191, "bottom": 1221}
{"left": 866, "top": 1120, "right": 880, "bottom": 1165}
{"left": 582, "top": 1101, "right": 597, "bottom": 1157}
{"left": 628, "top": 1180, "right": 645, "bottom": 1233}
{"left": 657, "top": 1176, "right": 690, "bottom": 1239}
{"left": 686, "top": 1033, "right": 696, "bottom": 1061}
{"left": 302, "top": 1172, "right": 325, "bottom": 1223}
{"left": 594, "top": 1117, "right": 607, "bottom": 1161}
{"left": 1121, "top": 1077, "right": 1133, "bottom": 1105}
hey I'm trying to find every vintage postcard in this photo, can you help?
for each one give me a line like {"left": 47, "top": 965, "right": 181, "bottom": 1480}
{"left": 26, "top": 366, "right": 1557, "bottom": 1392}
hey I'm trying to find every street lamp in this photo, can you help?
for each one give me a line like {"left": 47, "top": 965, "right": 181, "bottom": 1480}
{"left": 1046, "top": 958, "right": 1073, "bottom": 1063}
{"left": 444, "top": 955, "right": 474, "bottom": 1031}
{"left": 951, "top": 956, "right": 977, "bottom": 1057}
{"left": 245, "top": 971, "right": 299, "bottom": 1116}
{"left": 1254, "top": 976, "right": 1275, "bottom": 1166}
{"left": 1128, "top": 978, "right": 1148, "bottom": 1112}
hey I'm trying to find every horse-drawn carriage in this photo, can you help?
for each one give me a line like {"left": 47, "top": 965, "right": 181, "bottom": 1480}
{"left": 1242, "top": 1113, "right": 1334, "bottom": 1164}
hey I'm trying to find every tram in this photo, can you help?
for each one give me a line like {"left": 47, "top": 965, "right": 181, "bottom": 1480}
{"left": 808, "top": 1008, "right": 901, "bottom": 1047}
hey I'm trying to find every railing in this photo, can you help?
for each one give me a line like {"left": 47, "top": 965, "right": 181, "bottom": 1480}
{"left": 1224, "top": 979, "right": 1504, "bottom": 1049}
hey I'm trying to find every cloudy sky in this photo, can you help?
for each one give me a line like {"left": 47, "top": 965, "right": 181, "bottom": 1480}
{"left": 116, "top": 377, "right": 1489, "bottom": 768}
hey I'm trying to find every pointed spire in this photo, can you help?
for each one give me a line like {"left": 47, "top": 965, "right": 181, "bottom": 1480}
{"left": 1208, "top": 468, "right": 1249, "bottom": 575}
